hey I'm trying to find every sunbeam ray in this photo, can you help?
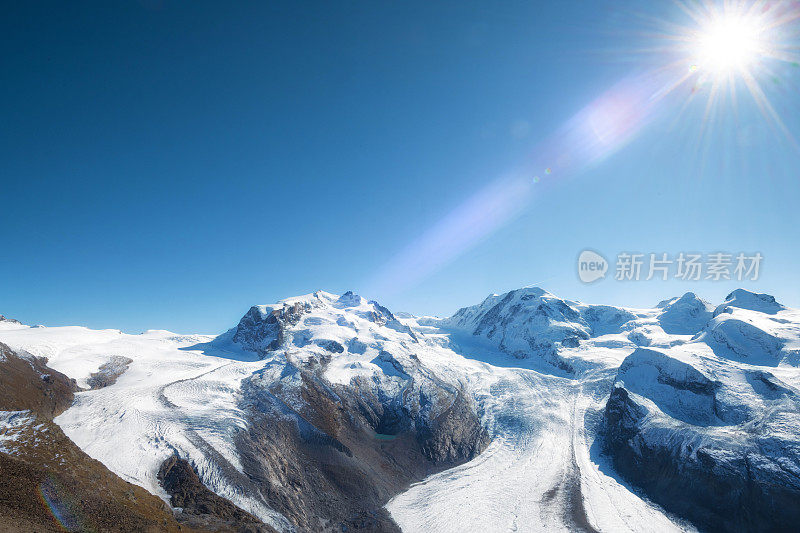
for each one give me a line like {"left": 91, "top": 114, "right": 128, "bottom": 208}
{"left": 365, "top": 0, "right": 799, "bottom": 296}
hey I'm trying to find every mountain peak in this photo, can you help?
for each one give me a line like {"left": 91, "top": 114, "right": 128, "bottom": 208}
{"left": 336, "top": 290, "right": 367, "bottom": 308}
{"left": 715, "top": 289, "right": 784, "bottom": 316}
{"left": 231, "top": 290, "right": 415, "bottom": 357}
{"left": 656, "top": 292, "right": 713, "bottom": 335}
{"left": 656, "top": 291, "right": 705, "bottom": 309}
{"left": 518, "top": 286, "right": 550, "bottom": 298}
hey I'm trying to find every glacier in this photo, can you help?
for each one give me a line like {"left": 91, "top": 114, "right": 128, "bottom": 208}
{"left": 0, "top": 287, "right": 798, "bottom": 532}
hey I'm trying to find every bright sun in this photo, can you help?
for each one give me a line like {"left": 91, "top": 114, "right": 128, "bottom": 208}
{"left": 660, "top": 0, "right": 800, "bottom": 142}
{"left": 694, "top": 14, "right": 766, "bottom": 75}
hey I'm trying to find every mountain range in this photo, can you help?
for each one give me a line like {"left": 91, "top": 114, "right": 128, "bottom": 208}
{"left": 1, "top": 287, "right": 798, "bottom": 532}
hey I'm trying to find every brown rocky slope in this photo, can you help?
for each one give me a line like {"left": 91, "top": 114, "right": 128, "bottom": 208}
{"left": 0, "top": 341, "right": 270, "bottom": 533}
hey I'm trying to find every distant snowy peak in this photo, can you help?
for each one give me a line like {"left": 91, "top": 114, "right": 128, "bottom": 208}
{"left": 447, "top": 287, "right": 575, "bottom": 330}
{"left": 673, "top": 289, "right": 800, "bottom": 367}
{"left": 656, "top": 292, "right": 713, "bottom": 335}
{"left": 444, "top": 287, "right": 636, "bottom": 361}
{"left": 714, "top": 289, "right": 785, "bottom": 316}
{"left": 700, "top": 314, "right": 787, "bottom": 365}
{"left": 655, "top": 291, "right": 706, "bottom": 309}
{"left": 441, "top": 286, "right": 800, "bottom": 373}
{"left": 0, "top": 315, "right": 27, "bottom": 331}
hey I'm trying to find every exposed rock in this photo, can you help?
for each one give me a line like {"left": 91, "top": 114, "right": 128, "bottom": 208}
{"left": 417, "top": 390, "right": 490, "bottom": 464}
{"left": 614, "top": 348, "right": 723, "bottom": 425}
{"left": 233, "top": 301, "right": 314, "bottom": 356}
{"left": 314, "top": 339, "right": 344, "bottom": 353}
{"left": 87, "top": 356, "right": 133, "bottom": 389}
{"left": 6, "top": 287, "right": 800, "bottom": 533}
{"left": 234, "top": 363, "right": 489, "bottom": 532}
{"left": 217, "top": 292, "right": 493, "bottom": 531}
{"left": 158, "top": 456, "right": 275, "bottom": 533}
{"left": 0, "top": 342, "right": 77, "bottom": 419}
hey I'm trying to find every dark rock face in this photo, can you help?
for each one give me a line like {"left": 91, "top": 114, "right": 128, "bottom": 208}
{"left": 233, "top": 302, "right": 312, "bottom": 356}
{"left": 418, "top": 391, "right": 490, "bottom": 464}
{"left": 234, "top": 367, "right": 490, "bottom": 532}
{"left": 158, "top": 456, "right": 275, "bottom": 533}
{"left": 314, "top": 339, "right": 344, "bottom": 353}
{"left": 87, "top": 356, "right": 133, "bottom": 389}
{"left": 365, "top": 301, "right": 419, "bottom": 341}
{"left": 224, "top": 294, "right": 491, "bottom": 531}
{"left": 603, "top": 382, "right": 800, "bottom": 532}
{"left": 562, "top": 336, "right": 581, "bottom": 348}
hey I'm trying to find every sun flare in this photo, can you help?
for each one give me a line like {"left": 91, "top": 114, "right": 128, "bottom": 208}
{"left": 653, "top": 0, "right": 800, "bottom": 144}
{"left": 693, "top": 13, "right": 766, "bottom": 75}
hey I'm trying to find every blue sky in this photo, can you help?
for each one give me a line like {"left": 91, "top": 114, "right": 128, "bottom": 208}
{"left": 3, "top": 1, "right": 799, "bottom": 333}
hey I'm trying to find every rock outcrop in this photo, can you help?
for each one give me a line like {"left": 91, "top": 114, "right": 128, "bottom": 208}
{"left": 158, "top": 455, "right": 275, "bottom": 533}
{"left": 603, "top": 346, "right": 800, "bottom": 532}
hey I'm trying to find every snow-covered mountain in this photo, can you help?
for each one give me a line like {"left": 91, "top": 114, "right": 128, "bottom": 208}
{"left": 1, "top": 287, "right": 799, "bottom": 532}
{"left": 604, "top": 291, "right": 800, "bottom": 532}
{"left": 443, "top": 286, "right": 638, "bottom": 372}
{"left": 0, "top": 292, "right": 488, "bottom": 532}
{"left": 655, "top": 292, "right": 713, "bottom": 335}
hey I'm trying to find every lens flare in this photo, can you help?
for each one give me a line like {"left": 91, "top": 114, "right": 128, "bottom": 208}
{"left": 364, "top": 1, "right": 799, "bottom": 297}
{"left": 37, "top": 475, "right": 80, "bottom": 531}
